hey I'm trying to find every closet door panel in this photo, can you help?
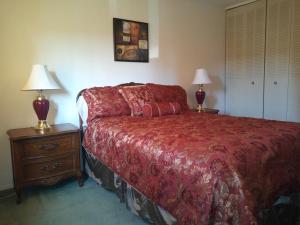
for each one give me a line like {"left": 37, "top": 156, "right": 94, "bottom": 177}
{"left": 287, "top": 0, "right": 300, "bottom": 122}
{"left": 226, "top": 77, "right": 264, "bottom": 118}
{"left": 226, "top": 0, "right": 266, "bottom": 79}
{"left": 264, "top": 77, "right": 288, "bottom": 120}
{"left": 265, "top": 0, "right": 291, "bottom": 79}
{"left": 225, "top": 0, "right": 266, "bottom": 117}
{"left": 264, "top": 0, "right": 290, "bottom": 120}
{"left": 289, "top": 0, "right": 300, "bottom": 78}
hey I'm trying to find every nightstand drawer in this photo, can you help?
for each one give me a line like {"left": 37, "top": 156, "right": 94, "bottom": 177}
{"left": 23, "top": 154, "right": 76, "bottom": 181}
{"left": 21, "top": 134, "right": 75, "bottom": 159}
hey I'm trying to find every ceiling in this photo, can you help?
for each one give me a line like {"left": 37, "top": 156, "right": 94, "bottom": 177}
{"left": 210, "top": 0, "right": 247, "bottom": 7}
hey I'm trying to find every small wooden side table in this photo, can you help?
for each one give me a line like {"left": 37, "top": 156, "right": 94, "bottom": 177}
{"left": 7, "top": 123, "right": 83, "bottom": 203}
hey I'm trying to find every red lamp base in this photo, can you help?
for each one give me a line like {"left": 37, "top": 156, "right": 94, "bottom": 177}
{"left": 33, "top": 91, "right": 50, "bottom": 130}
{"left": 195, "top": 87, "right": 206, "bottom": 112}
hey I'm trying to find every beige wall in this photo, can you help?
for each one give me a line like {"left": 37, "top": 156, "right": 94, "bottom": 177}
{"left": 0, "top": 0, "right": 225, "bottom": 190}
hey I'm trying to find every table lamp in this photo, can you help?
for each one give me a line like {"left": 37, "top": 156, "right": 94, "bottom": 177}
{"left": 22, "top": 64, "right": 60, "bottom": 130}
{"left": 192, "top": 68, "right": 211, "bottom": 112}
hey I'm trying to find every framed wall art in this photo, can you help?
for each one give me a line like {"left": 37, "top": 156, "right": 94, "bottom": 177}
{"left": 113, "top": 18, "right": 149, "bottom": 62}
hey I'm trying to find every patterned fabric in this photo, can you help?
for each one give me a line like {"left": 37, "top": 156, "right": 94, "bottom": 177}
{"left": 142, "top": 102, "right": 181, "bottom": 117}
{"left": 146, "top": 83, "right": 190, "bottom": 112}
{"left": 83, "top": 112, "right": 300, "bottom": 225}
{"left": 82, "top": 86, "right": 131, "bottom": 123}
{"left": 119, "top": 85, "right": 155, "bottom": 116}
{"left": 84, "top": 151, "right": 179, "bottom": 225}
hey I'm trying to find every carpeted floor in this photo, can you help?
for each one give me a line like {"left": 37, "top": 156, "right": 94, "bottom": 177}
{"left": 1, "top": 178, "right": 299, "bottom": 225}
{"left": 0, "top": 178, "right": 148, "bottom": 225}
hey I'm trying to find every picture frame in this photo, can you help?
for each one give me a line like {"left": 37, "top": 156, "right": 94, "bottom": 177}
{"left": 113, "top": 18, "right": 149, "bottom": 62}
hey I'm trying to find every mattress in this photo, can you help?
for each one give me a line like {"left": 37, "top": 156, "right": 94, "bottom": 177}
{"left": 83, "top": 112, "right": 300, "bottom": 225}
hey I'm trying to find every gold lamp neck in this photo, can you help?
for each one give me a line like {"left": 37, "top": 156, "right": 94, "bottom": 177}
{"left": 37, "top": 90, "right": 46, "bottom": 100}
{"left": 199, "top": 84, "right": 204, "bottom": 91}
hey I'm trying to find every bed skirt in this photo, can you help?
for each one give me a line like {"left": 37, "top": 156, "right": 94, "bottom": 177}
{"left": 84, "top": 150, "right": 179, "bottom": 225}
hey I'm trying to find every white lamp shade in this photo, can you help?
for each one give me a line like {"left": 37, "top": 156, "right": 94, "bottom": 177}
{"left": 192, "top": 68, "right": 211, "bottom": 85}
{"left": 22, "top": 64, "right": 60, "bottom": 91}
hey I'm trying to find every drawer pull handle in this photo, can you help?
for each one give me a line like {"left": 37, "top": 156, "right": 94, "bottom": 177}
{"left": 274, "top": 81, "right": 278, "bottom": 85}
{"left": 251, "top": 81, "right": 255, "bottom": 85}
{"left": 39, "top": 143, "right": 59, "bottom": 151}
{"left": 40, "top": 162, "right": 62, "bottom": 172}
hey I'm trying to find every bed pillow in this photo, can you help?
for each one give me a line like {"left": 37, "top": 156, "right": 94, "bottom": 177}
{"left": 119, "top": 85, "right": 155, "bottom": 116}
{"left": 146, "top": 83, "right": 189, "bottom": 112}
{"left": 142, "top": 102, "right": 181, "bottom": 117}
{"left": 82, "top": 86, "right": 131, "bottom": 123}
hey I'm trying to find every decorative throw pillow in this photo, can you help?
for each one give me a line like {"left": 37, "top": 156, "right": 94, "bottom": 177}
{"left": 142, "top": 102, "right": 181, "bottom": 117}
{"left": 119, "top": 85, "right": 155, "bottom": 116}
{"left": 82, "top": 86, "right": 131, "bottom": 123}
{"left": 146, "top": 83, "right": 190, "bottom": 112}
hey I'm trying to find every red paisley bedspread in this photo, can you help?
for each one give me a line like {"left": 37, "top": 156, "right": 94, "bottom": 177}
{"left": 83, "top": 112, "right": 300, "bottom": 225}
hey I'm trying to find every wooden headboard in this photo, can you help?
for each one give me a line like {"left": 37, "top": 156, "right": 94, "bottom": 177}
{"left": 76, "top": 82, "right": 143, "bottom": 102}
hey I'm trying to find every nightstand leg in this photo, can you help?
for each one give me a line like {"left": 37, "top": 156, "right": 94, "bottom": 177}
{"left": 77, "top": 173, "right": 84, "bottom": 187}
{"left": 16, "top": 189, "right": 21, "bottom": 204}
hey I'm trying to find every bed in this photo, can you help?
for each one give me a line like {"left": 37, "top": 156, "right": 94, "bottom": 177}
{"left": 77, "top": 83, "right": 300, "bottom": 225}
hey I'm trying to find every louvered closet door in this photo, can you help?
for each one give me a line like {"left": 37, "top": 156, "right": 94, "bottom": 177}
{"left": 287, "top": 0, "right": 300, "bottom": 122}
{"left": 264, "top": 0, "right": 291, "bottom": 121}
{"left": 225, "top": 0, "right": 266, "bottom": 118}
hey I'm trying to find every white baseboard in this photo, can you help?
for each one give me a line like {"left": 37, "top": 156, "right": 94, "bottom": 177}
{"left": 0, "top": 184, "right": 13, "bottom": 192}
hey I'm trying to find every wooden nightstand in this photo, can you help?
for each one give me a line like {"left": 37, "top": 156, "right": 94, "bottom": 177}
{"left": 192, "top": 108, "right": 219, "bottom": 114}
{"left": 7, "top": 123, "right": 83, "bottom": 203}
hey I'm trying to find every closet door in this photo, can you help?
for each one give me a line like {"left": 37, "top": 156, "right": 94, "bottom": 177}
{"left": 287, "top": 0, "right": 300, "bottom": 122}
{"left": 226, "top": 0, "right": 266, "bottom": 118}
{"left": 264, "top": 0, "right": 291, "bottom": 121}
